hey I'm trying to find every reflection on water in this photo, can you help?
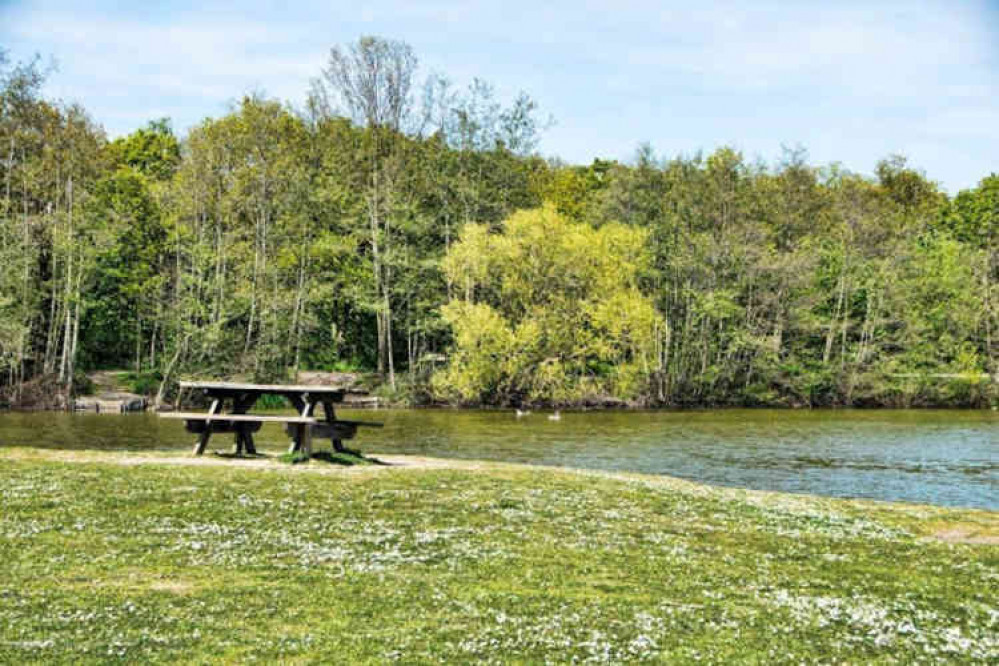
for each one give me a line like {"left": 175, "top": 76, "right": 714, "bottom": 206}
{"left": 0, "top": 409, "right": 995, "bottom": 510}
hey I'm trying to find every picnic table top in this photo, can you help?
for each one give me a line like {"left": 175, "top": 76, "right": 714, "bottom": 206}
{"left": 159, "top": 412, "right": 320, "bottom": 423}
{"left": 179, "top": 381, "right": 355, "bottom": 395}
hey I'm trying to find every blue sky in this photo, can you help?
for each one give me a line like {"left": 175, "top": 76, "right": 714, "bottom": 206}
{"left": 2, "top": 0, "right": 996, "bottom": 192}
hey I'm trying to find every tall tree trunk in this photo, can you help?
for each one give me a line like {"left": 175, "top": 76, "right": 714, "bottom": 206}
{"left": 824, "top": 272, "right": 846, "bottom": 364}
{"left": 245, "top": 215, "right": 259, "bottom": 356}
{"left": 369, "top": 165, "right": 385, "bottom": 375}
{"left": 407, "top": 325, "right": 415, "bottom": 381}
{"left": 383, "top": 210, "right": 396, "bottom": 389}
{"left": 385, "top": 281, "right": 396, "bottom": 389}
{"left": 291, "top": 232, "right": 310, "bottom": 379}
{"left": 4, "top": 136, "right": 12, "bottom": 219}
{"left": 135, "top": 314, "right": 142, "bottom": 372}
{"left": 59, "top": 177, "right": 74, "bottom": 383}
{"left": 149, "top": 319, "right": 157, "bottom": 370}
{"left": 18, "top": 148, "right": 29, "bottom": 398}
{"left": 984, "top": 249, "right": 995, "bottom": 374}
{"left": 67, "top": 274, "right": 82, "bottom": 398}
{"left": 154, "top": 330, "right": 193, "bottom": 410}
{"left": 252, "top": 176, "right": 269, "bottom": 375}
{"left": 43, "top": 200, "right": 59, "bottom": 375}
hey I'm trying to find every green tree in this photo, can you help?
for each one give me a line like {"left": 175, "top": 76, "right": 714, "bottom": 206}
{"left": 105, "top": 119, "right": 180, "bottom": 181}
{"left": 435, "top": 206, "right": 664, "bottom": 405}
{"left": 81, "top": 166, "right": 166, "bottom": 370}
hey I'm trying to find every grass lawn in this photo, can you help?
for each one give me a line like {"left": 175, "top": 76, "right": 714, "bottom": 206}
{"left": 0, "top": 448, "right": 996, "bottom": 664}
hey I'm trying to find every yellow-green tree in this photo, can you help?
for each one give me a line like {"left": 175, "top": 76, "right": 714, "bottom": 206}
{"left": 434, "top": 206, "right": 665, "bottom": 405}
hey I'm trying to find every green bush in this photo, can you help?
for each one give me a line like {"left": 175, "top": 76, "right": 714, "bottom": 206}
{"left": 123, "top": 370, "right": 161, "bottom": 396}
{"left": 434, "top": 206, "right": 665, "bottom": 406}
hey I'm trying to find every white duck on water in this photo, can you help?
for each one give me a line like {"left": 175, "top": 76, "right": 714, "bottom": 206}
{"left": 548, "top": 410, "right": 561, "bottom": 421}
{"left": 515, "top": 408, "right": 531, "bottom": 418}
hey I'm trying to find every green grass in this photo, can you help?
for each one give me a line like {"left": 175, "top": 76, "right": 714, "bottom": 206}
{"left": 0, "top": 450, "right": 995, "bottom": 664}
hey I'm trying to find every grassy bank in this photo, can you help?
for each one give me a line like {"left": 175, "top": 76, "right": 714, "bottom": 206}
{"left": 0, "top": 449, "right": 996, "bottom": 663}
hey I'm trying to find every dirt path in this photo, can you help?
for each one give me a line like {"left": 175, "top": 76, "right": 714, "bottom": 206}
{"left": 929, "top": 528, "right": 999, "bottom": 545}
{"left": 88, "top": 370, "right": 130, "bottom": 393}
{"left": 0, "top": 447, "right": 497, "bottom": 475}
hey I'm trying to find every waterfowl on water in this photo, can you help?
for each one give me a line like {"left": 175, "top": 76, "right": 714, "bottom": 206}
{"left": 548, "top": 411, "right": 561, "bottom": 421}
{"left": 515, "top": 409, "right": 531, "bottom": 418}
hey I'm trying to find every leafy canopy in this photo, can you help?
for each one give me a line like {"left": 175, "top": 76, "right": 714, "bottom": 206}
{"left": 435, "top": 206, "right": 664, "bottom": 405}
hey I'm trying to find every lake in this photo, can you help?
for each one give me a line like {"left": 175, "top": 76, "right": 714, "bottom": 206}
{"left": 0, "top": 409, "right": 995, "bottom": 510}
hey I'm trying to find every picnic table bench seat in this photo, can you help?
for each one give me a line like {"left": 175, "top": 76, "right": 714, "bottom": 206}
{"left": 160, "top": 412, "right": 317, "bottom": 436}
{"left": 284, "top": 418, "right": 383, "bottom": 442}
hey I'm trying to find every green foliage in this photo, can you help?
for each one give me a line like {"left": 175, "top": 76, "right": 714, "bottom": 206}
{"left": 0, "top": 40, "right": 995, "bottom": 408}
{"left": 434, "top": 207, "right": 665, "bottom": 405}
{"left": 104, "top": 119, "right": 180, "bottom": 181}
{"left": 121, "top": 370, "right": 162, "bottom": 396}
{"left": 82, "top": 166, "right": 167, "bottom": 370}
{"left": 70, "top": 371, "right": 94, "bottom": 397}
{"left": 254, "top": 394, "right": 288, "bottom": 410}
{"left": 540, "top": 161, "right": 610, "bottom": 221}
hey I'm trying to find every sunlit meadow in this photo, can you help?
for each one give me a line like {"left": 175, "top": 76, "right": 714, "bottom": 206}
{"left": 1, "top": 450, "right": 995, "bottom": 663}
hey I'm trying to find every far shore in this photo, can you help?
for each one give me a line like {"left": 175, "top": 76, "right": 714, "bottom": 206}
{"left": 3, "top": 401, "right": 998, "bottom": 413}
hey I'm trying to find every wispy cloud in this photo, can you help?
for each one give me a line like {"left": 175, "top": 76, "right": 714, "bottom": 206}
{"left": 1, "top": 0, "right": 996, "bottom": 191}
{"left": 7, "top": 11, "right": 320, "bottom": 102}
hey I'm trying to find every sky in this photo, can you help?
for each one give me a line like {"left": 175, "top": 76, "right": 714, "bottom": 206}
{"left": 1, "top": 0, "right": 997, "bottom": 193}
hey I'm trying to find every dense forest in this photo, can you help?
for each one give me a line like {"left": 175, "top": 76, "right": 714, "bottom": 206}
{"left": 0, "top": 38, "right": 996, "bottom": 409}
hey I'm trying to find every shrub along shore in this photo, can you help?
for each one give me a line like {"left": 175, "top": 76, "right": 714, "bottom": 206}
{"left": 0, "top": 448, "right": 995, "bottom": 663}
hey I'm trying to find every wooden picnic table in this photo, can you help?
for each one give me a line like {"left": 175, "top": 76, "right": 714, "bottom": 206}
{"left": 158, "top": 381, "right": 382, "bottom": 457}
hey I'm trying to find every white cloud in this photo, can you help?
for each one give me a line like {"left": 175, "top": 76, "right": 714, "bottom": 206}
{"left": 1, "top": 0, "right": 995, "bottom": 190}
{"left": 11, "top": 13, "right": 319, "bottom": 98}
{"left": 4, "top": 8, "right": 327, "bottom": 135}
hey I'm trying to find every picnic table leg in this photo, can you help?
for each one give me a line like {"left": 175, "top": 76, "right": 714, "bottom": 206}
{"left": 288, "top": 423, "right": 312, "bottom": 456}
{"left": 322, "top": 400, "right": 359, "bottom": 455}
{"left": 287, "top": 396, "right": 315, "bottom": 455}
{"left": 230, "top": 428, "right": 257, "bottom": 455}
{"left": 287, "top": 395, "right": 303, "bottom": 453}
{"left": 193, "top": 398, "right": 221, "bottom": 456}
{"left": 234, "top": 429, "right": 248, "bottom": 455}
{"left": 323, "top": 401, "right": 343, "bottom": 452}
{"left": 301, "top": 422, "right": 312, "bottom": 458}
{"left": 243, "top": 430, "right": 257, "bottom": 455}
{"left": 232, "top": 393, "right": 259, "bottom": 456}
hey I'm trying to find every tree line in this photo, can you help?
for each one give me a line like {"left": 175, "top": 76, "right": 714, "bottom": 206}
{"left": 0, "top": 38, "right": 995, "bottom": 408}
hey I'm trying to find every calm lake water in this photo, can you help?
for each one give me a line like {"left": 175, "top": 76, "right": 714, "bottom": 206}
{"left": 0, "top": 409, "right": 995, "bottom": 510}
